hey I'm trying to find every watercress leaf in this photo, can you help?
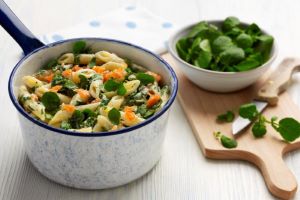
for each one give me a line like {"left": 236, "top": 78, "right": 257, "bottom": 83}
{"left": 191, "top": 37, "right": 202, "bottom": 51}
{"left": 78, "top": 75, "right": 90, "bottom": 90}
{"left": 83, "top": 116, "right": 97, "bottom": 127}
{"left": 69, "top": 110, "right": 85, "bottom": 129}
{"left": 234, "top": 55, "right": 261, "bottom": 71}
{"left": 217, "top": 111, "right": 235, "bottom": 122}
{"left": 41, "top": 92, "right": 61, "bottom": 112}
{"left": 88, "top": 57, "right": 96, "bottom": 68}
{"left": 252, "top": 121, "right": 267, "bottom": 138}
{"left": 108, "top": 108, "right": 121, "bottom": 125}
{"left": 176, "top": 38, "right": 191, "bottom": 61}
{"left": 222, "top": 16, "right": 240, "bottom": 32}
{"left": 187, "top": 21, "right": 209, "bottom": 38}
{"left": 245, "top": 23, "right": 261, "bottom": 36}
{"left": 277, "top": 118, "right": 300, "bottom": 142}
{"left": 239, "top": 103, "right": 258, "bottom": 120}
{"left": 200, "top": 39, "right": 211, "bottom": 52}
{"left": 104, "top": 79, "right": 120, "bottom": 91}
{"left": 219, "top": 46, "right": 245, "bottom": 66}
{"left": 236, "top": 33, "right": 253, "bottom": 49}
{"left": 220, "top": 135, "right": 238, "bottom": 148}
{"left": 212, "top": 36, "right": 233, "bottom": 54}
{"left": 225, "top": 27, "right": 242, "bottom": 38}
{"left": 51, "top": 74, "right": 65, "bottom": 86}
{"left": 255, "top": 35, "right": 274, "bottom": 62}
{"left": 61, "top": 121, "right": 72, "bottom": 130}
{"left": 82, "top": 109, "right": 96, "bottom": 118}
{"left": 117, "top": 83, "right": 127, "bottom": 96}
{"left": 136, "top": 73, "right": 155, "bottom": 85}
{"left": 43, "top": 59, "right": 58, "bottom": 70}
{"left": 73, "top": 41, "right": 86, "bottom": 54}
{"left": 194, "top": 51, "right": 212, "bottom": 68}
{"left": 205, "top": 25, "right": 222, "bottom": 42}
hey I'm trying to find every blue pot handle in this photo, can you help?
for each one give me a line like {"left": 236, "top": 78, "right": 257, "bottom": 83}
{"left": 0, "top": 0, "right": 44, "bottom": 55}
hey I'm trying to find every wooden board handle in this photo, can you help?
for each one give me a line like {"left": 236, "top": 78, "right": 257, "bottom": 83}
{"left": 257, "top": 152, "right": 297, "bottom": 199}
{"left": 257, "top": 58, "right": 300, "bottom": 105}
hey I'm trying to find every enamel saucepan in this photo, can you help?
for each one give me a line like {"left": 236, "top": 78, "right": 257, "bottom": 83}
{"left": 0, "top": 0, "right": 178, "bottom": 189}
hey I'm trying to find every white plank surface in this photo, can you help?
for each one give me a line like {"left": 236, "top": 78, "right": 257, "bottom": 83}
{"left": 1, "top": 0, "right": 300, "bottom": 199}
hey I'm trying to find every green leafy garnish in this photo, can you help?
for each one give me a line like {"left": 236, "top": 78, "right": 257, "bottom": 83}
{"left": 51, "top": 74, "right": 77, "bottom": 96}
{"left": 88, "top": 57, "right": 96, "bottom": 68}
{"left": 69, "top": 110, "right": 85, "bottom": 129}
{"left": 222, "top": 16, "right": 240, "bottom": 32}
{"left": 239, "top": 103, "right": 258, "bottom": 120}
{"left": 217, "top": 111, "right": 235, "bottom": 122}
{"left": 41, "top": 92, "right": 60, "bottom": 112}
{"left": 73, "top": 41, "right": 87, "bottom": 54}
{"left": 214, "top": 131, "right": 238, "bottom": 149}
{"left": 136, "top": 73, "right": 155, "bottom": 85}
{"left": 61, "top": 121, "right": 72, "bottom": 130}
{"left": 137, "top": 104, "right": 156, "bottom": 119}
{"left": 238, "top": 103, "right": 300, "bottom": 141}
{"left": 78, "top": 75, "right": 90, "bottom": 90}
{"left": 252, "top": 116, "right": 267, "bottom": 138}
{"left": 43, "top": 59, "right": 58, "bottom": 70}
{"left": 108, "top": 108, "right": 121, "bottom": 125}
{"left": 117, "top": 84, "right": 127, "bottom": 96}
{"left": 272, "top": 118, "right": 300, "bottom": 142}
{"left": 176, "top": 16, "right": 274, "bottom": 72}
{"left": 104, "top": 79, "right": 127, "bottom": 96}
{"left": 104, "top": 79, "right": 120, "bottom": 91}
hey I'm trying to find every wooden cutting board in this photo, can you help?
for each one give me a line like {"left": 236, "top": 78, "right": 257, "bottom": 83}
{"left": 163, "top": 54, "right": 300, "bottom": 200}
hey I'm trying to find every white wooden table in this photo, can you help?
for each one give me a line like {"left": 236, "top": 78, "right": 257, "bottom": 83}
{"left": 1, "top": 0, "right": 300, "bottom": 199}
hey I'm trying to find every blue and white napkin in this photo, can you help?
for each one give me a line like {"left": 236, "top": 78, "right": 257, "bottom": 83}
{"left": 40, "top": 6, "right": 177, "bottom": 54}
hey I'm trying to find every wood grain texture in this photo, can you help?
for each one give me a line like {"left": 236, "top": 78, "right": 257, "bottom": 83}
{"left": 1, "top": 0, "right": 300, "bottom": 200}
{"left": 166, "top": 54, "right": 300, "bottom": 199}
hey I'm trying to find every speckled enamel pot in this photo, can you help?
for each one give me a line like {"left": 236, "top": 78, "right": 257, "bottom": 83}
{"left": 8, "top": 38, "right": 178, "bottom": 189}
{"left": 1, "top": 2, "right": 177, "bottom": 189}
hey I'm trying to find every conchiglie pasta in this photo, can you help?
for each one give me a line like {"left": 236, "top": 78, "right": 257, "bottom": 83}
{"left": 35, "top": 84, "right": 51, "bottom": 97}
{"left": 49, "top": 110, "right": 73, "bottom": 125}
{"left": 57, "top": 94, "right": 72, "bottom": 104}
{"left": 70, "top": 93, "right": 89, "bottom": 105}
{"left": 23, "top": 76, "right": 44, "bottom": 88}
{"left": 101, "top": 61, "right": 127, "bottom": 70}
{"left": 72, "top": 69, "right": 96, "bottom": 83}
{"left": 121, "top": 111, "right": 145, "bottom": 127}
{"left": 93, "top": 115, "right": 113, "bottom": 132}
{"left": 89, "top": 79, "right": 103, "bottom": 98}
{"left": 107, "top": 96, "right": 124, "bottom": 109}
{"left": 78, "top": 54, "right": 94, "bottom": 65}
{"left": 58, "top": 53, "right": 74, "bottom": 64}
{"left": 95, "top": 51, "right": 125, "bottom": 64}
{"left": 124, "top": 80, "right": 140, "bottom": 96}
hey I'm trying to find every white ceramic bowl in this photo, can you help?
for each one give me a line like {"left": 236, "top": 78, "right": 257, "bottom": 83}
{"left": 168, "top": 20, "right": 277, "bottom": 93}
{"left": 9, "top": 38, "right": 178, "bottom": 189}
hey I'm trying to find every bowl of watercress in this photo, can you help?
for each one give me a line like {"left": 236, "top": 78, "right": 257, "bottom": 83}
{"left": 168, "top": 17, "right": 277, "bottom": 92}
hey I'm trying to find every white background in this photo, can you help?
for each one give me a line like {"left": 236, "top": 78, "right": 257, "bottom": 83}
{"left": 1, "top": 0, "right": 300, "bottom": 199}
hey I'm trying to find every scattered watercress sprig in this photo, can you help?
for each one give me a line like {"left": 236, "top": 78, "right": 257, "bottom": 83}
{"left": 214, "top": 103, "right": 300, "bottom": 149}
{"left": 239, "top": 103, "right": 300, "bottom": 142}
{"left": 217, "top": 110, "right": 235, "bottom": 122}
{"left": 214, "top": 131, "right": 238, "bottom": 149}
